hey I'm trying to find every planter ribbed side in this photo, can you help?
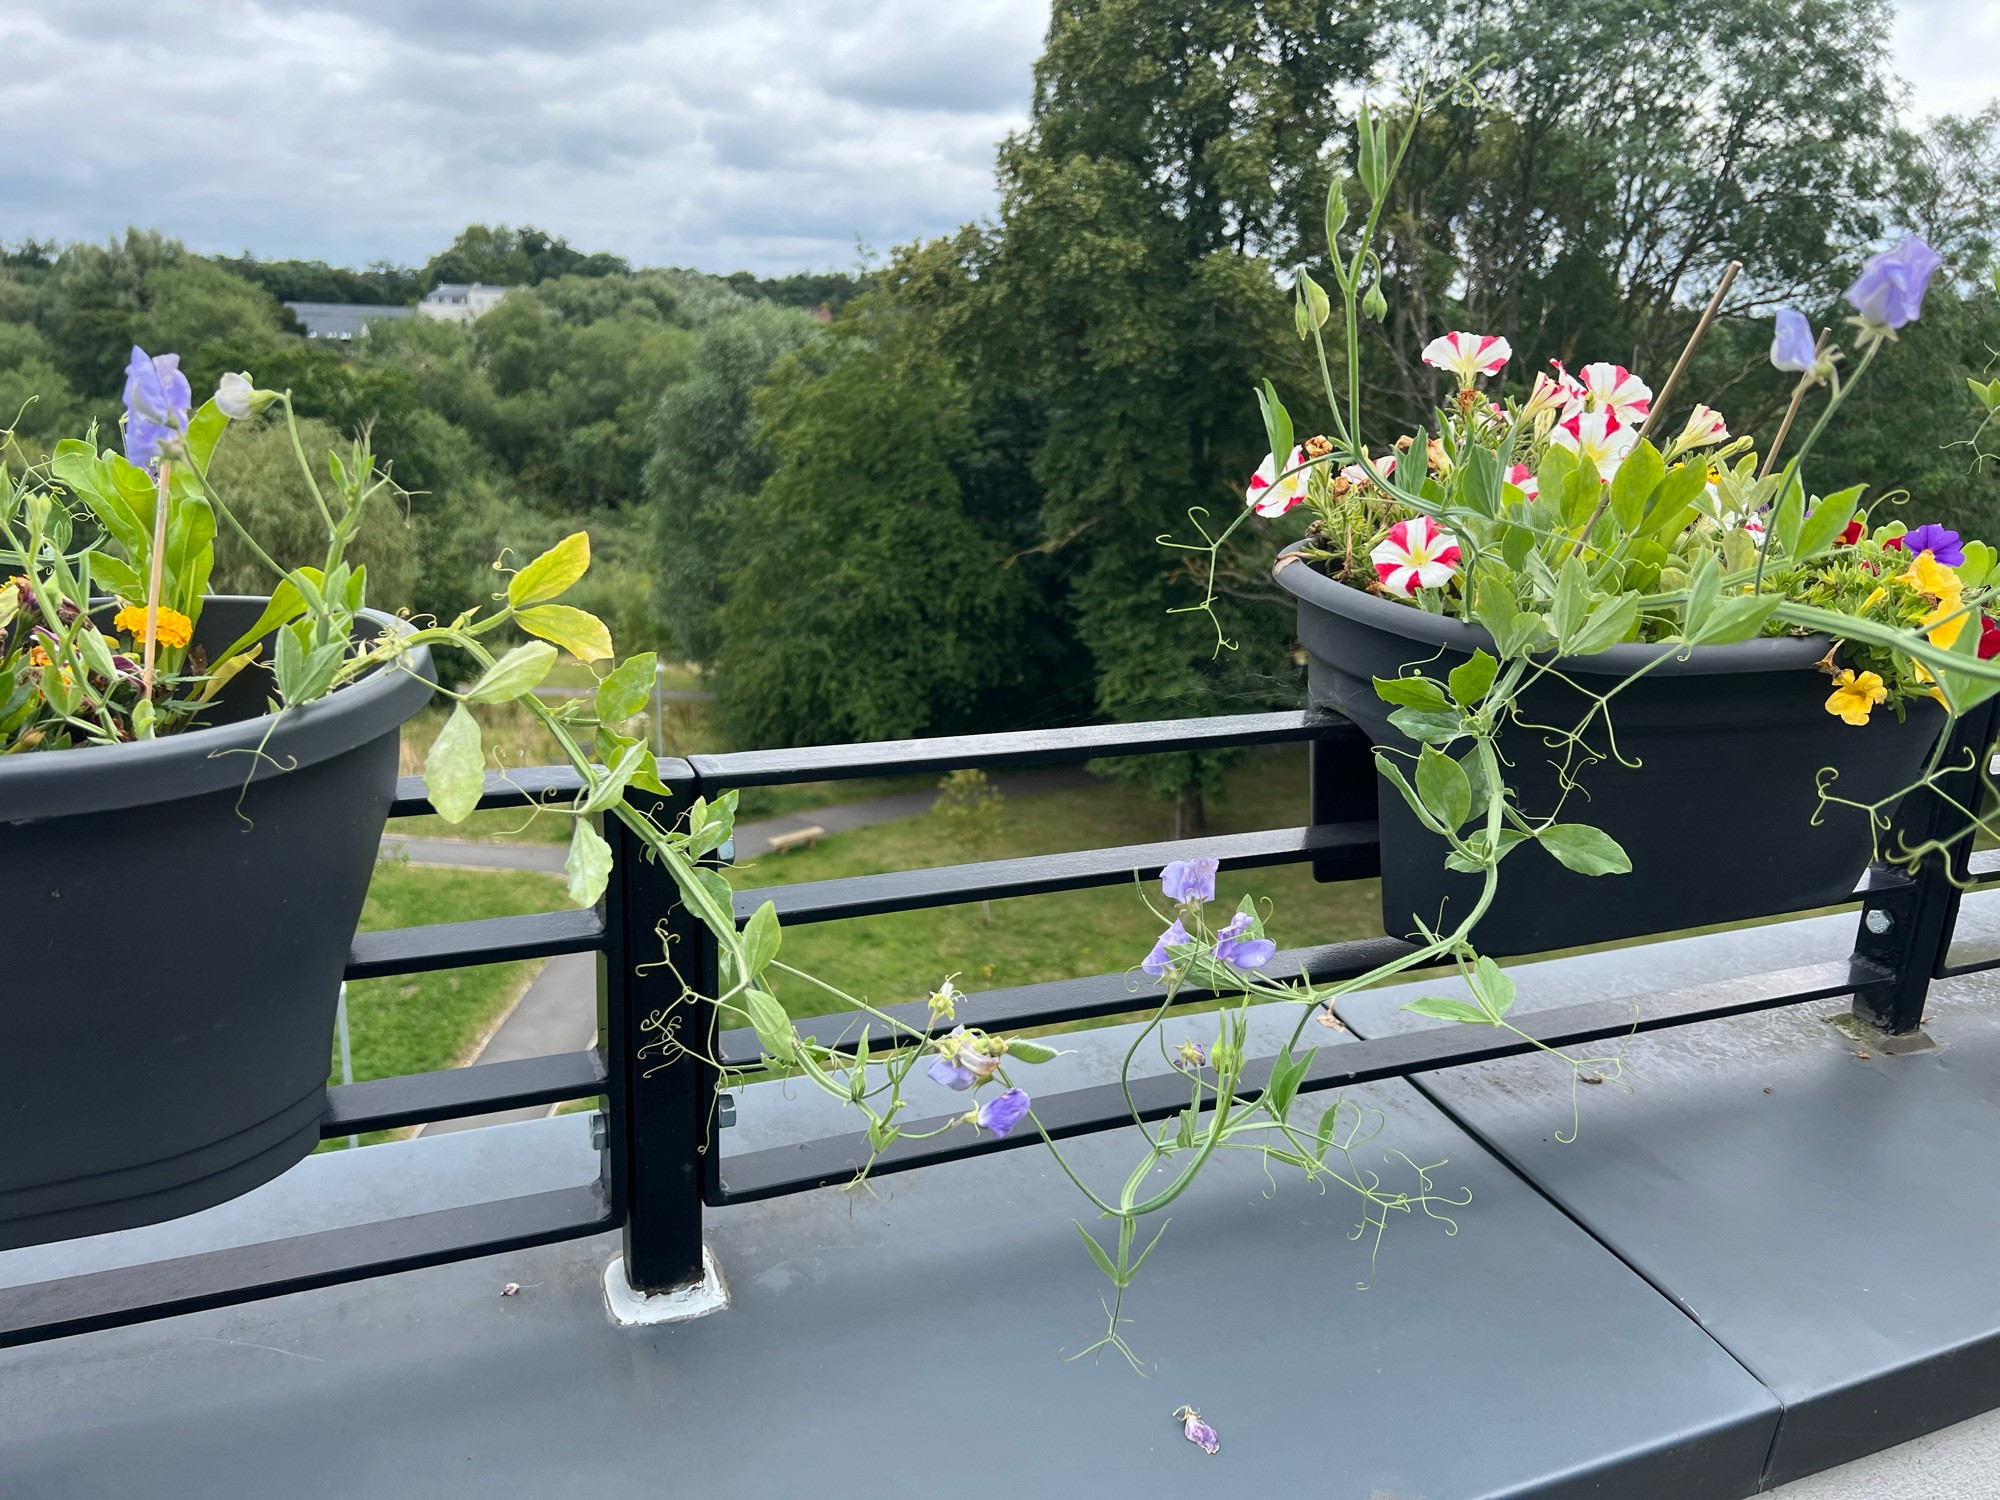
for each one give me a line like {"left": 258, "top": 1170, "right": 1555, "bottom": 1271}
{"left": 0, "top": 599, "right": 435, "bottom": 1250}
{"left": 1274, "top": 549, "right": 1945, "bottom": 955}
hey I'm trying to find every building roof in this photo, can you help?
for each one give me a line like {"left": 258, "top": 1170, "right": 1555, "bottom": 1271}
{"left": 284, "top": 302, "right": 417, "bottom": 340}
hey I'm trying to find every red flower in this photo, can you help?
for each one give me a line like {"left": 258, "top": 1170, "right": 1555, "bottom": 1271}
{"left": 1980, "top": 616, "right": 2000, "bottom": 661}
{"left": 1838, "top": 520, "right": 1864, "bottom": 545}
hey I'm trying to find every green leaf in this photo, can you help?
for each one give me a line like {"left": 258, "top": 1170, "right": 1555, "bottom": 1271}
{"left": 1640, "top": 460, "right": 1711, "bottom": 536}
{"left": 1682, "top": 552, "right": 1722, "bottom": 640}
{"left": 1550, "top": 556, "right": 1591, "bottom": 648}
{"left": 1960, "top": 540, "right": 1996, "bottom": 591}
{"left": 1457, "top": 444, "right": 1502, "bottom": 518}
{"left": 1416, "top": 743, "right": 1472, "bottom": 830}
{"left": 596, "top": 651, "right": 657, "bottom": 722}
{"left": 1535, "top": 444, "right": 1576, "bottom": 511}
{"left": 1373, "top": 674, "right": 1449, "bottom": 710}
{"left": 219, "top": 569, "right": 320, "bottom": 663}
{"left": 423, "top": 704, "right": 485, "bottom": 823}
{"left": 743, "top": 987, "right": 796, "bottom": 1063}
{"left": 514, "top": 604, "right": 613, "bottom": 662}
{"left": 1794, "top": 484, "right": 1864, "bottom": 562}
{"left": 508, "top": 532, "right": 592, "bottom": 607}
{"left": 1403, "top": 996, "right": 1493, "bottom": 1025}
{"left": 1473, "top": 573, "right": 1550, "bottom": 658}
{"left": 183, "top": 400, "right": 229, "bottom": 470}
{"left": 1448, "top": 649, "right": 1497, "bottom": 707}
{"left": 1265, "top": 1048, "right": 1313, "bottom": 1119}
{"left": 741, "top": 899, "right": 782, "bottom": 979}
{"left": 1568, "top": 592, "right": 1639, "bottom": 655}
{"left": 1386, "top": 705, "right": 1465, "bottom": 745}
{"left": 1608, "top": 438, "right": 1664, "bottom": 532}
{"left": 466, "top": 641, "right": 557, "bottom": 704}
{"left": 1374, "top": 753, "right": 1449, "bottom": 834}
{"left": 1006, "top": 1038, "right": 1062, "bottom": 1064}
{"left": 565, "top": 818, "right": 613, "bottom": 906}
{"left": 1690, "top": 594, "right": 1780, "bottom": 645}
{"left": 1538, "top": 822, "right": 1632, "bottom": 876}
{"left": 1471, "top": 956, "right": 1516, "bottom": 1021}
{"left": 1177, "top": 1106, "right": 1199, "bottom": 1150}
{"left": 1255, "top": 379, "right": 1293, "bottom": 471}
{"left": 1771, "top": 476, "right": 1806, "bottom": 559}
{"left": 1075, "top": 1223, "right": 1123, "bottom": 1284}
{"left": 1970, "top": 375, "right": 2000, "bottom": 413}
{"left": 582, "top": 738, "right": 654, "bottom": 814}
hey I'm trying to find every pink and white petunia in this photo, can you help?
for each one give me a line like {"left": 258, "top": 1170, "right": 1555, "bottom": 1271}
{"left": 1370, "top": 516, "right": 1462, "bottom": 597}
{"left": 1543, "top": 361, "right": 1590, "bottom": 419}
{"left": 1676, "top": 404, "right": 1728, "bottom": 449}
{"left": 1575, "top": 363, "right": 1652, "bottom": 427}
{"left": 1506, "top": 463, "right": 1539, "bottom": 499}
{"left": 1551, "top": 410, "right": 1637, "bottom": 481}
{"left": 1421, "top": 331, "right": 1512, "bottom": 383}
{"left": 1341, "top": 452, "right": 1396, "bottom": 487}
{"left": 1245, "top": 446, "right": 1309, "bottom": 516}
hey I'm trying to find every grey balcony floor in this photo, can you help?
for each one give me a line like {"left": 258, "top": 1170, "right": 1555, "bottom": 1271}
{"left": 6, "top": 893, "right": 2000, "bottom": 1498}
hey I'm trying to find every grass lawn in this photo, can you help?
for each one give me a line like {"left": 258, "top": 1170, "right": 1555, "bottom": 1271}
{"left": 323, "top": 863, "right": 572, "bottom": 1149}
{"left": 731, "top": 749, "right": 1385, "bottom": 1021}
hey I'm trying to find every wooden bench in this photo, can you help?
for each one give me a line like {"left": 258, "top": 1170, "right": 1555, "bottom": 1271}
{"left": 764, "top": 825, "right": 826, "bottom": 854}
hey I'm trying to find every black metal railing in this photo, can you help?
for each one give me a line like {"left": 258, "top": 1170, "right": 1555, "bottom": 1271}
{"left": 2, "top": 703, "right": 1993, "bottom": 1346}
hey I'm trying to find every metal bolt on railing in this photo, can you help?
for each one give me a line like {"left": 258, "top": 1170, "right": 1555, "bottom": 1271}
{"left": 1865, "top": 908, "right": 1895, "bottom": 935}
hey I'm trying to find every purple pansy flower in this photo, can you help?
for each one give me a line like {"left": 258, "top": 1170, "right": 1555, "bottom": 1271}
{"left": 1161, "top": 857, "right": 1218, "bottom": 905}
{"left": 1769, "top": 308, "right": 1816, "bottom": 372}
{"left": 1213, "top": 912, "right": 1276, "bottom": 969}
{"left": 1901, "top": 523, "right": 1965, "bottom": 566}
{"left": 928, "top": 1054, "right": 976, "bottom": 1091}
{"left": 122, "top": 346, "right": 192, "bottom": 470}
{"left": 1175, "top": 1406, "right": 1220, "bottom": 1455}
{"left": 974, "top": 1087, "right": 1032, "bottom": 1138}
{"left": 1846, "top": 236, "right": 1943, "bottom": 334}
{"left": 1143, "top": 919, "right": 1191, "bottom": 977}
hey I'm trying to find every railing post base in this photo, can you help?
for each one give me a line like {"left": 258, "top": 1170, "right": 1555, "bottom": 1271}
{"left": 602, "top": 1249, "right": 729, "bottom": 1327}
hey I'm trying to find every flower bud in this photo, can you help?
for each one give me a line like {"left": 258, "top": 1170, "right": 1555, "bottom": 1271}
{"left": 1296, "top": 269, "right": 1331, "bottom": 333}
{"left": 1324, "top": 176, "right": 1348, "bottom": 248}
{"left": 215, "top": 371, "right": 276, "bottom": 420}
{"left": 1362, "top": 279, "right": 1388, "bottom": 322}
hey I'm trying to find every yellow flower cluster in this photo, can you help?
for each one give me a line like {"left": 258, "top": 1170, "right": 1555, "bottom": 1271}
{"left": 112, "top": 603, "right": 193, "bottom": 651}
{"left": 1825, "top": 669, "right": 1887, "bottom": 725}
{"left": 1825, "top": 549, "right": 1968, "bottom": 726}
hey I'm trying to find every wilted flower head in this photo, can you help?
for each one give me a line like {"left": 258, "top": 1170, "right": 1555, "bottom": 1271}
{"left": 1143, "top": 918, "right": 1191, "bottom": 978}
{"left": 1420, "top": 331, "right": 1511, "bottom": 384}
{"left": 1213, "top": 912, "right": 1276, "bottom": 969}
{"left": 972, "top": 1087, "right": 1032, "bottom": 1138}
{"left": 927, "top": 977, "right": 962, "bottom": 1022}
{"left": 1172, "top": 1038, "right": 1209, "bottom": 1072}
{"left": 122, "top": 346, "right": 192, "bottom": 470}
{"left": 1370, "top": 515, "right": 1461, "bottom": 598}
{"left": 1174, "top": 1406, "right": 1220, "bottom": 1455}
{"left": 1846, "top": 235, "right": 1942, "bottom": 339}
{"left": 1244, "top": 447, "right": 1308, "bottom": 517}
{"left": 1161, "top": 857, "right": 1218, "bottom": 905}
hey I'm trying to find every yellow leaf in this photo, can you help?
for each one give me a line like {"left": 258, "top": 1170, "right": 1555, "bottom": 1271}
{"left": 508, "top": 532, "right": 591, "bottom": 608}
{"left": 514, "top": 604, "right": 613, "bottom": 662}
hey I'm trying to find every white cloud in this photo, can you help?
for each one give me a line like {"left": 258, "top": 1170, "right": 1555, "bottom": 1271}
{"left": 0, "top": 1, "right": 1991, "bottom": 277}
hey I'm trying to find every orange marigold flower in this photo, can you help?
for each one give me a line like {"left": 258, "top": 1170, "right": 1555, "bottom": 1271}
{"left": 113, "top": 603, "right": 194, "bottom": 650}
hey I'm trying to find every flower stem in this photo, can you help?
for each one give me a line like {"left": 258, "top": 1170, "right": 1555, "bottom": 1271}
{"left": 141, "top": 459, "right": 171, "bottom": 699}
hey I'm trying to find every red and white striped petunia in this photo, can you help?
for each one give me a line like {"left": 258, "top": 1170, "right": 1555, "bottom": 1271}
{"left": 1421, "top": 331, "right": 1513, "bottom": 383}
{"left": 1576, "top": 363, "right": 1652, "bottom": 427}
{"left": 1551, "top": 410, "right": 1637, "bottom": 481}
{"left": 1341, "top": 452, "right": 1397, "bottom": 487}
{"left": 1245, "top": 447, "right": 1309, "bottom": 516}
{"left": 1676, "top": 403, "right": 1728, "bottom": 449}
{"left": 1370, "top": 516, "right": 1462, "bottom": 597}
{"left": 1506, "top": 463, "right": 1539, "bottom": 499}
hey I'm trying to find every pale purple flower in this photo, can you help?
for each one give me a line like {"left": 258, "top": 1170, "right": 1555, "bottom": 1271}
{"left": 928, "top": 1054, "right": 976, "bottom": 1091}
{"left": 1902, "top": 523, "right": 1965, "bottom": 566}
{"left": 122, "top": 346, "right": 191, "bottom": 470}
{"left": 974, "top": 1087, "right": 1032, "bottom": 1138}
{"left": 1161, "top": 857, "right": 1218, "bottom": 905}
{"left": 1176, "top": 1406, "right": 1220, "bottom": 1455}
{"left": 1769, "top": 308, "right": 1816, "bottom": 372}
{"left": 1846, "top": 236, "right": 1943, "bottom": 334}
{"left": 1213, "top": 912, "right": 1276, "bottom": 969}
{"left": 1143, "top": 919, "right": 1191, "bottom": 977}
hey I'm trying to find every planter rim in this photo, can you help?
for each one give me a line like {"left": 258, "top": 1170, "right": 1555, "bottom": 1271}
{"left": 1273, "top": 541, "right": 1832, "bottom": 676}
{"left": 0, "top": 599, "right": 435, "bottom": 822}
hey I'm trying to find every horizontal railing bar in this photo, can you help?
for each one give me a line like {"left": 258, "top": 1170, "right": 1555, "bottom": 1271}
{"left": 321, "top": 1050, "right": 608, "bottom": 1136}
{"left": 388, "top": 759, "right": 693, "bottom": 818}
{"left": 717, "top": 937, "right": 1423, "bottom": 1069}
{"left": 1938, "top": 952, "right": 2000, "bottom": 978}
{"left": 732, "top": 822, "right": 1378, "bottom": 927}
{"left": 0, "top": 1185, "right": 612, "bottom": 1351}
{"left": 692, "top": 710, "right": 1360, "bottom": 789}
{"left": 1967, "top": 849, "right": 2000, "bottom": 884}
{"left": 345, "top": 908, "right": 605, "bottom": 981}
{"left": 713, "top": 956, "right": 1893, "bottom": 1203}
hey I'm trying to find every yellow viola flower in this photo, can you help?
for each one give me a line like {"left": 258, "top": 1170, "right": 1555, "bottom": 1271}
{"left": 112, "top": 603, "right": 194, "bottom": 651}
{"left": 1825, "top": 669, "right": 1888, "bottom": 725}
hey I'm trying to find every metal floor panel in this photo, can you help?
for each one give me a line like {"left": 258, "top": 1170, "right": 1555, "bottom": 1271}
{"left": 0, "top": 1021, "right": 1778, "bottom": 1498}
{"left": 1337, "top": 891, "right": 2000, "bottom": 1489}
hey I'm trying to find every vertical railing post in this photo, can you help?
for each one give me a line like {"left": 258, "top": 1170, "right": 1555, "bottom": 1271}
{"left": 1310, "top": 713, "right": 1381, "bottom": 883}
{"left": 1851, "top": 701, "right": 2000, "bottom": 1036}
{"left": 601, "top": 769, "right": 715, "bottom": 1293}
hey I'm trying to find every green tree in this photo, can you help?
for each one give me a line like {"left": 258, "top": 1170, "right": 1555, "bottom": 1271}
{"left": 421, "top": 225, "right": 628, "bottom": 290}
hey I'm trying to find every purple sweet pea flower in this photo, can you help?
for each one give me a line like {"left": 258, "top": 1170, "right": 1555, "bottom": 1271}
{"left": 928, "top": 1054, "right": 977, "bottom": 1091}
{"left": 1175, "top": 1406, "right": 1220, "bottom": 1455}
{"left": 1901, "top": 523, "right": 1965, "bottom": 566}
{"left": 122, "top": 346, "right": 192, "bottom": 470}
{"left": 1846, "top": 236, "right": 1943, "bottom": 335}
{"left": 1161, "top": 857, "right": 1218, "bottom": 905}
{"left": 1769, "top": 308, "right": 1816, "bottom": 372}
{"left": 1143, "top": 919, "right": 1191, "bottom": 977}
{"left": 974, "top": 1086, "right": 1032, "bottom": 1138}
{"left": 1213, "top": 912, "right": 1276, "bottom": 970}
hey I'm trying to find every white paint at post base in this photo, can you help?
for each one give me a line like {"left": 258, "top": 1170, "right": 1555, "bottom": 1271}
{"left": 602, "top": 1248, "right": 729, "bottom": 1327}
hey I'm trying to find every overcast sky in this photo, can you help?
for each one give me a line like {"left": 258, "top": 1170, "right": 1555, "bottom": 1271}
{"left": 1, "top": 0, "right": 1994, "bottom": 278}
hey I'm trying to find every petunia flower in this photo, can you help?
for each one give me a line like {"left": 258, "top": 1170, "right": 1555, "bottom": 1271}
{"left": 1340, "top": 452, "right": 1396, "bottom": 487}
{"left": 122, "top": 346, "right": 192, "bottom": 470}
{"left": 1420, "top": 331, "right": 1512, "bottom": 384}
{"left": 1575, "top": 363, "right": 1652, "bottom": 426}
{"left": 1543, "top": 360, "right": 1591, "bottom": 420}
{"left": 1898, "top": 550, "right": 1963, "bottom": 602}
{"left": 1161, "top": 857, "right": 1218, "bottom": 905}
{"left": 1245, "top": 447, "right": 1309, "bottom": 517}
{"left": 1981, "top": 616, "right": 2000, "bottom": 661}
{"left": 1505, "top": 463, "right": 1539, "bottom": 499}
{"left": 1369, "top": 516, "right": 1461, "bottom": 598}
{"left": 1901, "top": 524, "right": 1965, "bottom": 567}
{"left": 972, "top": 1087, "right": 1032, "bottom": 1138}
{"left": 1174, "top": 1406, "right": 1220, "bottom": 1455}
{"left": 1521, "top": 370, "right": 1571, "bottom": 422}
{"left": 1847, "top": 235, "right": 1943, "bottom": 338}
{"left": 1212, "top": 912, "right": 1276, "bottom": 969}
{"left": 1550, "top": 410, "right": 1636, "bottom": 482}
{"left": 1143, "top": 919, "right": 1192, "bottom": 978}
{"left": 1770, "top": 308, "right": 1818, "bottom": 372}
{"left": 1825, "top": 669, "right": 1887, "bottom": 726}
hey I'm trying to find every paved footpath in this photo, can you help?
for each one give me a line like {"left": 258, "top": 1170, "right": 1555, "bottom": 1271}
{"left": 394, "top": 766, "right": 1096, "bottom": 1131}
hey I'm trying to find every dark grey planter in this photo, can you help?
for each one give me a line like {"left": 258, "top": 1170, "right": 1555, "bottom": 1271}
{"left": 0, "top": 599, "right": 434, "bottom": 1250}
{"left": 1275, "top": 549, "right": 1946, "bottom": 955}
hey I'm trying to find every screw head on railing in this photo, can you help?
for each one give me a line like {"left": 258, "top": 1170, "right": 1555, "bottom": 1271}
{"left": 1865, "top": 908, "right": 1894, "bottom": 935}
{"left": 589, "top": 1111, "right": 608, "bottom": 1152}
{"left": 719, "top": 1093, "right": 737, "bottom": 1128}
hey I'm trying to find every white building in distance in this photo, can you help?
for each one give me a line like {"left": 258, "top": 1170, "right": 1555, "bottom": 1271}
{"left": 419, "top": 283, "right": 511, "bottom": 323}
